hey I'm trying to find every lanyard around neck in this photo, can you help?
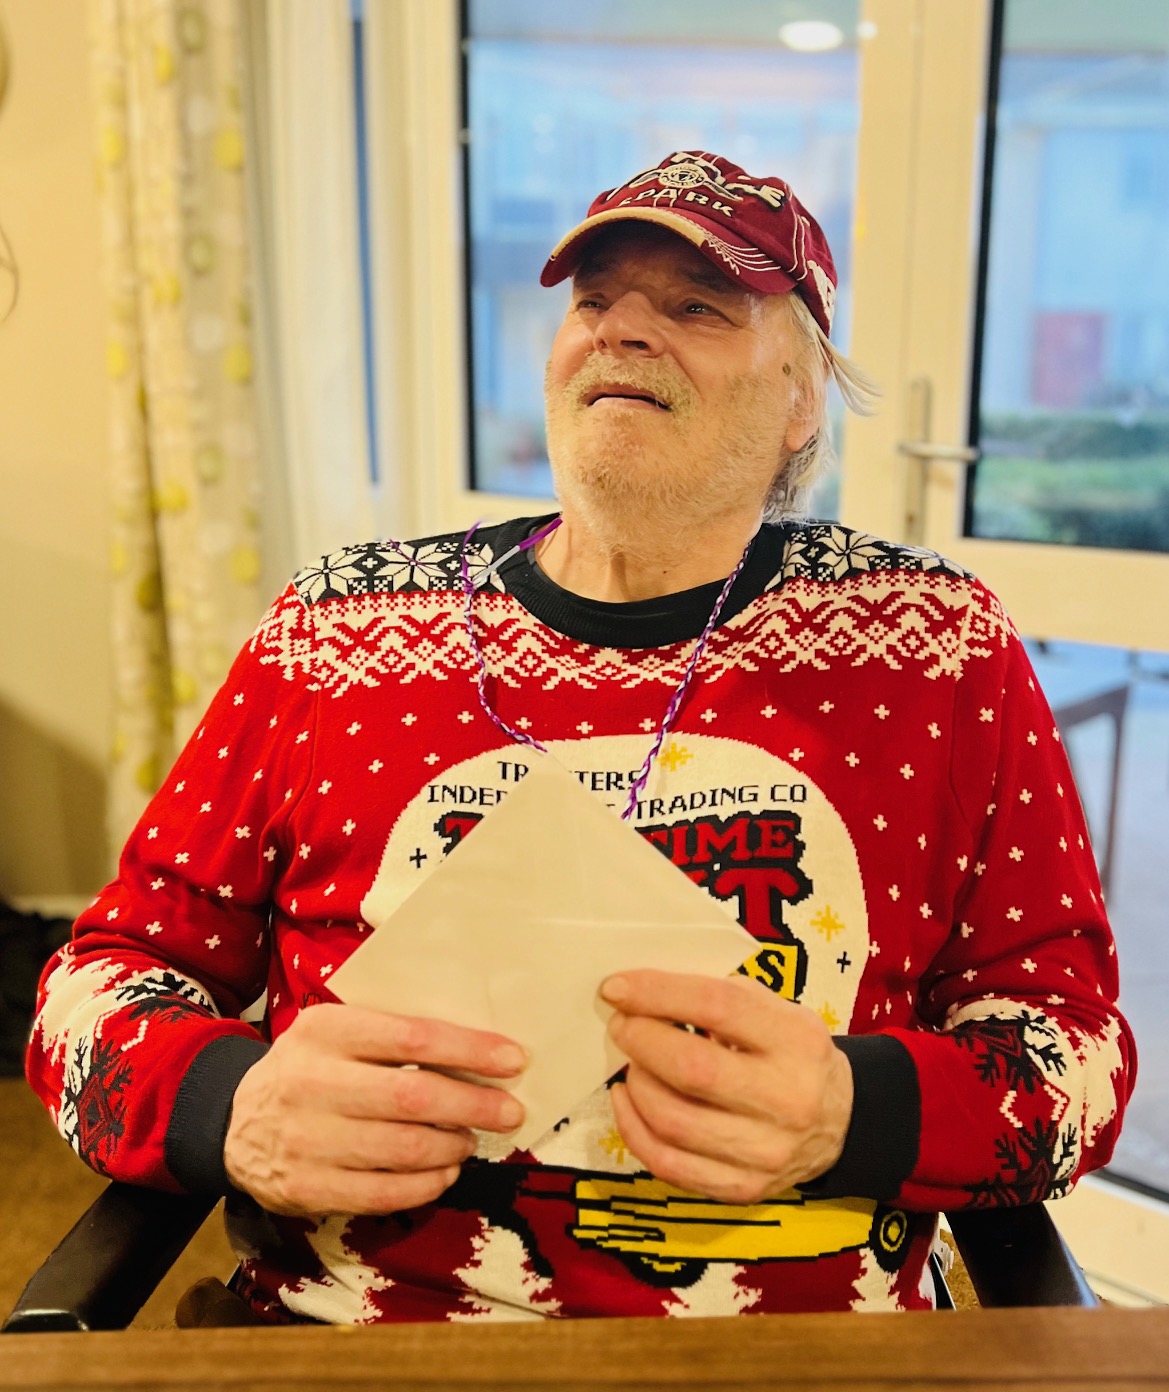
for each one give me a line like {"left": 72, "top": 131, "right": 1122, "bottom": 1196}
{"left": 459, "top": 517, "right": 754, "bottom": 821}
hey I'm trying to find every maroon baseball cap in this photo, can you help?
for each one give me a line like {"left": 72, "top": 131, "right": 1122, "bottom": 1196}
{"left": 540, "top": 151, "right": 838, "bottom": 338}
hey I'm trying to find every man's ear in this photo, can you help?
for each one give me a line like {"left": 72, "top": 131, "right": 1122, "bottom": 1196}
{"left": 783, "top": 370, "right": 825, "bottom": 453}
{"left": 776, "top": 295, "right": 828, "bottom": 454}
{"left": 784, "top": 410, "right": 818, "bottom": 455}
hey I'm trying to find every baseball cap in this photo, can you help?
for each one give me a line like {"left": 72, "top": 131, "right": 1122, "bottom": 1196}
{"left": 540, "top": 151, "right": 838, "bottom": 338}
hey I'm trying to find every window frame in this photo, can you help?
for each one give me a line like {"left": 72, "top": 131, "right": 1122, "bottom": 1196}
{"left": 362, "top": 0, "right": 553, "bottom": 541}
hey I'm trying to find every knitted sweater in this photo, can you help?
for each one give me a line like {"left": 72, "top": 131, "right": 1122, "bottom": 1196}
{"left": 27, "top": 518, "right": 1135, "bottom": 1322}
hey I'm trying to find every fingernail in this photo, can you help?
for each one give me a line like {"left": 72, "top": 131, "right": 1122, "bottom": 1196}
{"left": 601, "top": 975, "right": 629, "bottom": 1004}
{"left": 500, "top": 1096, "right": 524, "bottom": 1129}
{"left": 494, "top": 1043, "right": 527, "bottom": 1072}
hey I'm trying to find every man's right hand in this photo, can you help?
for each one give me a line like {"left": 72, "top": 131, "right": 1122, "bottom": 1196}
{"left": 223, "top": 1003, "right": 527, "bottom": 1218}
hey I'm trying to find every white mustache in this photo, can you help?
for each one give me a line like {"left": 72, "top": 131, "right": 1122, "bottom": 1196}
{"left": 564, "top": 359, "right": 693, "bottom": 414}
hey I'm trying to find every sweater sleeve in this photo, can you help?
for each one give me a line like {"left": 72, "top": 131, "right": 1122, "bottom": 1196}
{"left": 25, "top": 585, "right": 318, "bottom": 1194}
{"left": 810, "top": 583, "right": 1136, "bottom": 1211}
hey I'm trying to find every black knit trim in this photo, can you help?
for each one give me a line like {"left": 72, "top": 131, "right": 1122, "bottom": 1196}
{"left": 495, "top": 515, "right": 790, "bottom": 648}
{"left": 165, "top": 1034, "right": 270, "bottom": 1195}
{"left": 798, "top": 1034, "right": 921, "bottom": 1202}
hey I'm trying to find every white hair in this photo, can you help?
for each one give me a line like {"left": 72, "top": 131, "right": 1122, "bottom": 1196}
{"left": 763, "top": 295, "right": 881, "bottom": 521}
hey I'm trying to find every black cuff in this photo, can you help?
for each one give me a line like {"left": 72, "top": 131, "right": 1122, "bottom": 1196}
{"left": 797, "top": 1034, "right": 921, "bottom": 1202}
{"left": 164, "top": 1033, "right": 270, "bottom": 1195}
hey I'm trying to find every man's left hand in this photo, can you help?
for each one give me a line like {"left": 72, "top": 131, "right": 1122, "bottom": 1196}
{"left": 601, "top": 970, "right": 853, "bottom": 1205}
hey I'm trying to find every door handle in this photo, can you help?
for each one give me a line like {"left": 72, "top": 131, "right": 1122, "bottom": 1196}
{"left": 896, "top": 378, "right": 980, "bottom": 545}
{"left": 898, "top": 441, "right": 981, "bottom": 462}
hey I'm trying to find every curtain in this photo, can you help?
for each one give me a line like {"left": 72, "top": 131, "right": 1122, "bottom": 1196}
{"left": 90, "top": 0, "right": 266, "bottom": 850}
{"left": 242, "top": 0, "right": 374, "bottom": 573}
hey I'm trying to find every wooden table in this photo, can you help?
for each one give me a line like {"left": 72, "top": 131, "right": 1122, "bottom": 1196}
{"left": 2, "top": 1307, "right": 1167, "bottom": 1390}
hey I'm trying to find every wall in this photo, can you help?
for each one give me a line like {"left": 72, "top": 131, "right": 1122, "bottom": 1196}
{"left": 0, "top": 1, "right": 111, "bottom": 898}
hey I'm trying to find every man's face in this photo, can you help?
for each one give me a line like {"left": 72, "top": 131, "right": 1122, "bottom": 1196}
{"left": 544, "top": 223, "right": 813, "bottom": 530}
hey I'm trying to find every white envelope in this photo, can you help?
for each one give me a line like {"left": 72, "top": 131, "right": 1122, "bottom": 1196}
{"left": 328, "top": 753, "right": 758, "bottom": 1150}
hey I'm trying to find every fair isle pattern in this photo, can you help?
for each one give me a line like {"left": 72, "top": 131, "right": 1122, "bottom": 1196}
{"left": 36, "top": 953, "right": 218, "bottom": 1174}
{"left": 941, "top": 996, "right": 1128, "bottom": 1206}
{"left": 774, "top": 526, "right": 975, "bottom": 586}
{"left": 292, "top": 524, "right": 973, "bottom": 607}
{"left": 293, "top": 536, "right": 506, "bottom": 604}
{"left": 251, "top": 591, "right": 471, "bottom": 697}
{"left": 252, "top": 570, "right": 1013, "bottom": 700}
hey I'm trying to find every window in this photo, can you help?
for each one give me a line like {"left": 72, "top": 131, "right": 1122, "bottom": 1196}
{"left": 461, "top": 0, "right": 862, "bottom": 514}
{"left": 971, "top": 3, "right": 1169, "bottom": 554}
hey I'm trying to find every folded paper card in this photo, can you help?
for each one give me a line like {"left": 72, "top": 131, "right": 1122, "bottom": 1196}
{"left": 327, "top": 753, "right": 759, "bottom": 1151}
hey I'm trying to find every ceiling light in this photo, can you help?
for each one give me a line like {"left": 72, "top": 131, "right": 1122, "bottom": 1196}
{"left": 777, "top": 20, "right": 845, "bottom": 52}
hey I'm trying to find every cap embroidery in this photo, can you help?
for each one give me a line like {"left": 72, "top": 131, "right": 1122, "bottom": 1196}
{"left": 701, "top": 230, "right": 787, "bottom": 279}
{"left": 614, "top": 152, "right": 788, "bottom": 217}
{"left": 808, "top": 260, "right": 836, "bottom": 326}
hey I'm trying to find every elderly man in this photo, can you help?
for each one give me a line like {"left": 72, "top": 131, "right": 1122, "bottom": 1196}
{"left": 28, "top": 152, "right": 1133, "bottom": 1322}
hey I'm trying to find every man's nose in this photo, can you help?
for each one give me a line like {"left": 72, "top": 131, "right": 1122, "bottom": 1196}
{"left": 592, "top": 294, "right": 665, "bottom": 357}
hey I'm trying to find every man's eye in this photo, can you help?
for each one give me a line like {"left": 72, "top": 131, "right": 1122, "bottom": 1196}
{"left": 683, "top": 302, "right": 717, "bottom": 316}
{"left": 575, "top": 297, "right": 604, "bottom": 311}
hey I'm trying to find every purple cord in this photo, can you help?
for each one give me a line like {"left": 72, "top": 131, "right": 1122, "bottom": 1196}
{"left": 618, "top": 541, "right": 751, "bottom": 820}
{"left": 460, "top": 518, "right": 754, "bottom": 821}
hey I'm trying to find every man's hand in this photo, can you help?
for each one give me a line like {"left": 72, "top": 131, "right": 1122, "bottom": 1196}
{"left": 223, "top": 1003, "right": 526, "bottom": 1218}
{"left": 601, "top": 970, "right": 852, "bottom": 1205}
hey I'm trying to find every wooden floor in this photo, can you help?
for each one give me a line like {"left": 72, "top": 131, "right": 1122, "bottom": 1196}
{"left": 0, "top": 1079, "right": 236, "bottom": 1330}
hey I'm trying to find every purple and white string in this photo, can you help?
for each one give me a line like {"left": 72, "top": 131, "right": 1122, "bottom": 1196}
{"left": 459, "top": 517, "right": 753, "bottom": 822}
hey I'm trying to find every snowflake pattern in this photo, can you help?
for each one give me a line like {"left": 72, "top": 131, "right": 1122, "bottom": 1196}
{"left": 293, "top": 534, "right": 505, "bottom": 604}
{"left": 773, "top": 524, "right": 973, "bottom": 586}
{"left": 60, "top": 1036, "right": 133, "bottom": 1173}
{"left": 966, "top": 1117, "right": 1079, "bottom": 1208}
{"left": 952, "top": 1011, "right": 1067, "bottom": 1094}
{"left": 116, "top": 970, "right": 214, "bottom": 1027}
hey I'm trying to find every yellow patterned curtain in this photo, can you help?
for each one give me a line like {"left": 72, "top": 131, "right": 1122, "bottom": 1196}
{"left": 89, "top": 0, "right": 264, "bottom": 851}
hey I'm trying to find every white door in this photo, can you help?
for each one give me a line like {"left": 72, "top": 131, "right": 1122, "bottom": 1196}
{"left": 841, "top": 0, "right": 1169, "bottom": 652}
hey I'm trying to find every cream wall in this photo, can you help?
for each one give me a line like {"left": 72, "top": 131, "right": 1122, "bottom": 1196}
{"left": 0, "top": 1, "right": 111, "bottom": 897}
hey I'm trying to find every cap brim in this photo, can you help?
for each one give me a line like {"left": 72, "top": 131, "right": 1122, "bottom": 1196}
{"left": 539, "top": 206, "right": 800, "bottom": 297}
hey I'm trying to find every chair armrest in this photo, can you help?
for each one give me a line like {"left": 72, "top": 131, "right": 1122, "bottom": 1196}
{"left": 2, "top": 1183, "right": 217, "bottom": 1332}
{"left": 945, "top": 1203, "right": 1099, "bottom": 1308}
{"left": 2, "top": 1188, "right": 1095, "bottom": 1329}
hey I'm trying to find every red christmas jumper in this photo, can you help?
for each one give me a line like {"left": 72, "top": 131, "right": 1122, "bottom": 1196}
{"left": 28, "top": 518, "right": 1136, "bottom": 1322}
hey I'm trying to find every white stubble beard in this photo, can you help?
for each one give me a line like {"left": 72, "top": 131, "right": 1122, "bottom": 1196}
{"left": 544, "top": 360, "right": 788, "bottom": 562}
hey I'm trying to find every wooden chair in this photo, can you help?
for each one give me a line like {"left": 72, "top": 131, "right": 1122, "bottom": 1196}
{"left": 1, "top": 1181, "right": 1098, "bottom": 1332}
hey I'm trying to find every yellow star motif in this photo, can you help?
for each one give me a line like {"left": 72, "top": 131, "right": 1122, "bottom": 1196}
{"left": 816, "top": 1003, "right": 841, "bottom": 1031}
{"left": 657, "top": 741, "right": 693, "bottom": 773}
{"left": 598, "top": 1127, "right": 631, "bottom": 1165}
{"left": 811, "top": 906, "right": 845, "bottom": 941}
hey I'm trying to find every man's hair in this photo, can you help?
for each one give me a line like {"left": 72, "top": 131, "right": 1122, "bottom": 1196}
{"left": 763, "top": 296, "right": 880, "bottom": 521}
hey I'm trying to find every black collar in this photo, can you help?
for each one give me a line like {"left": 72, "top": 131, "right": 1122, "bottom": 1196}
{"left": 492, "top": 514, "right": 789, "bottom": 649}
